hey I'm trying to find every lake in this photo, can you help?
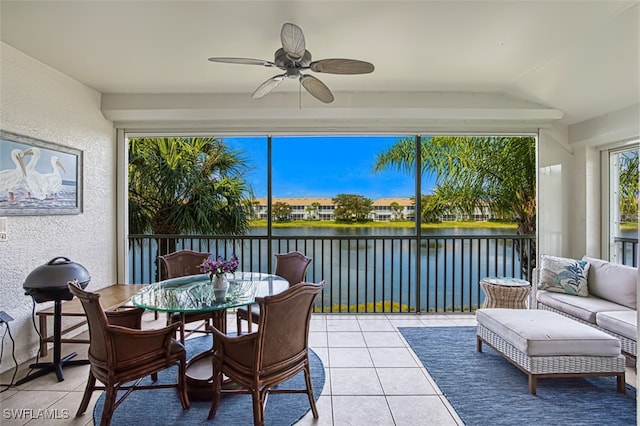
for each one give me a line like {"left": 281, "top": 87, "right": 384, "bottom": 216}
{"left": 130, "top": 226, "right": 534, "bottom": 312}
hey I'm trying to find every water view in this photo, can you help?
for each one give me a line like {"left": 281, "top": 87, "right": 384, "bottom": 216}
{"left": 130, "top": 226, "right": 537, "bottom": 312}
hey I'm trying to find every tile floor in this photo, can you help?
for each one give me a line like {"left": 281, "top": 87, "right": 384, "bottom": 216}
{"left": 0, "top": 312, "right": 635, "bottom": 425}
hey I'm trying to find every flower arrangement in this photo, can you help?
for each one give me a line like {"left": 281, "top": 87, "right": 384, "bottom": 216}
{"left": 199, "top": 254, "right": 239, "bottom": 279}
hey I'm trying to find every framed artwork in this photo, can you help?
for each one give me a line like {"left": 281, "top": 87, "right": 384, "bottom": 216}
{"left": 0, "top": 130, "right": 83, "bottom": 215}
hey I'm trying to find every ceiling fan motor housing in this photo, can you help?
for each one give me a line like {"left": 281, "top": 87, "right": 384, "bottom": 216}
{"left": 274, "top": 48, "right": 312, "bottom": 69}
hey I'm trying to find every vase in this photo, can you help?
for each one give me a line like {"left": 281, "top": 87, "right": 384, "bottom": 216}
{"left": 212, "top": 275, "right": 229, "bottom": 303}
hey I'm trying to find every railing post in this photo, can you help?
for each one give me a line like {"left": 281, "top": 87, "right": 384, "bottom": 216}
{"left": 267, "top": 135, "right": 273, "bottom": 274}
{"left": 414, "top": 134, "right": 422, "bottom": 313}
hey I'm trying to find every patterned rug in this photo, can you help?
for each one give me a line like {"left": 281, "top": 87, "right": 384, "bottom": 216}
{"left": 399, "top": 326, "right": 636, "bottom": 426}
{"left": 93, "top": 335, "right": 325, "bottom": 425}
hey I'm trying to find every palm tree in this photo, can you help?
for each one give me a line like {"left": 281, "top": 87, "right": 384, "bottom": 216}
{"left": 389, "top": 201, "right": 404, "bottom": 220}
{"left": 618, "top": 150, "right": 639, "bottom": 222}
{"left": 128, "top": 137, "right": 253, "bottom": 257}
{"left": 310, "top": 201, "right": 321, "bottom": 219}
{"left": 373, "top": 135, "right": 536, "bottom": 274}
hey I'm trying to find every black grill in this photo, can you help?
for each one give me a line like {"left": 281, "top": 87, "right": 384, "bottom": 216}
{"left": 23, "top": 256, "right": 91, "bottom": 302}
{"left": 15, "top": 257, "right": 91, "bottom": 385}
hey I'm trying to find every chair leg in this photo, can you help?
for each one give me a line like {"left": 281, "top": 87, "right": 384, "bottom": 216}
{"left": 101, "top": 386, "right": 118, "bottom": 426}
{"left": 179, "top": 314, "right": 185, "bottom": 344}
{"left": 207, "top": 361, "right": 223, "bottom": 420}
{"left": 304, "top": 362, "right": 319, "bottom": 418}
{"left": 252, "top": 388, "right": 265, "bottom": 426}
{"left": 76, "top": 371, "right": 96, "bottom": 416}
{"left": 236, "top": 313, "right": 243, "bottom": 336}
{"left": 178, "top": 357, "right": 190, "bottom": 409}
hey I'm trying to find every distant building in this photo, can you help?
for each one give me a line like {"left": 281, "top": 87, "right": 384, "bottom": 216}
{"left": 255, "top": 197, "right": 414, "bottom": 222}
{"left": 254, "top": 198, "right": 334, "bottom": 221}
{"left": 253, "top": 197, "right": 499, "bottom": 222}
{"left": 442, "top": 201, "right": 503, "bottom": 222}
{"left": 371, "top": 198, "right": 415, "bottom": 221}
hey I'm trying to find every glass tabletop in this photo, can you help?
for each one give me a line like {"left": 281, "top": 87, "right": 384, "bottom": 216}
{"left": 481, "top": 276, "right": 530, "bottom": 287}
{"left": 131, "top": 271, "right": 289, "bottom": 313}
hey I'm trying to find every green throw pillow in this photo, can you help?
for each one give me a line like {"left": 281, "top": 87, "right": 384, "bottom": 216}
{"left": 538, "top": 255, "right": 590, "bottom": 297}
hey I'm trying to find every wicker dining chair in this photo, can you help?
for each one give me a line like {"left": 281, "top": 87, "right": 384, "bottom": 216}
{"left": 236, "top": 251, "right": 312, "bottom": 334}
{"left": 208, "top": 281, "right": 325, "bottom": 425}
{"left": 68, "top": 281, "right": 190, "bottom": 426}
{"left": 159, "top": 249, "right": 215, "bottom": 342}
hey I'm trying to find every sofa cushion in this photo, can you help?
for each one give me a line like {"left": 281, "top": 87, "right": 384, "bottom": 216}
{"left": 537, "top": 290, "right": 632, "bottom": 324}
{"left": 596, "top": 311, "right": 638, "bottom": 340}
{"left": 582, "top": 257, "right": 637, "bottom": 309}
{"left": 538, "top": 255, "right": 590, "bottom": 297}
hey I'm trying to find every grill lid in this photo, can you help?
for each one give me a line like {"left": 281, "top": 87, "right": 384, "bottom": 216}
{"left": 23, "top": 257, "right": 91, "bottom": 302}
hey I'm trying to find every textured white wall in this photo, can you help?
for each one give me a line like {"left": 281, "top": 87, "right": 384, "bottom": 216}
{"left": 0, "top": 43, "right": 117, "bottom": 373}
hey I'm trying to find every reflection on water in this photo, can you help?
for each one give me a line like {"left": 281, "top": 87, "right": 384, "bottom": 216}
{"left": 262, "top": 226, "right": 519, "bottom": 237}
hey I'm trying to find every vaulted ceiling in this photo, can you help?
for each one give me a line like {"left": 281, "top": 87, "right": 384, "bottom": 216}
{"left": 1, "top": 1, "right": 638, "bottom": 131}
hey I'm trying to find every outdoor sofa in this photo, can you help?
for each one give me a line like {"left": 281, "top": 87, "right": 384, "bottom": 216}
{"left": 531, "top": 255, "right": 638, "bottom": 360}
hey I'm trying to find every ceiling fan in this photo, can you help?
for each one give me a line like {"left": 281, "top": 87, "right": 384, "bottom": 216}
{"left": 208, "top": 23, "right": 375, "bottom": 103}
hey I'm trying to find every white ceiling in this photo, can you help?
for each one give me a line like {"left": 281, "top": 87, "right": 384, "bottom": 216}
{"left": 1, "top": 0, "right": 638, "bottom": 127}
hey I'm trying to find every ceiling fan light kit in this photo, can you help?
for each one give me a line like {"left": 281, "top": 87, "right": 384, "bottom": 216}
{"left": 208, "top": 23, "right": 374, "bottom": 103}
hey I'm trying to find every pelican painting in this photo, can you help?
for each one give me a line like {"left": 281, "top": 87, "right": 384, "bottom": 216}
{"left": 23, "top": 147, "right": 48, "bottom": 200}
{"left": 22, "top": 148, "right": 67, "bottom": 200}
{"left": 42, "top": 156, "right": 66, "bottom": 199}
{"left": 0, "top": 149, "right": 27, "bottom": 203}
{"left": 1, "top": 130, "right": 82, "bottom": 215}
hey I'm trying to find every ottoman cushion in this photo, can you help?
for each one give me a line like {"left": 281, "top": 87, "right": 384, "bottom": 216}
{"left": 476, "top": 309, "right": 621, "bottom": 357}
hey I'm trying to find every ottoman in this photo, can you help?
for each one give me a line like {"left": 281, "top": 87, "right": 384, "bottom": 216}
{"left": 476, "top": 308, "right": 626, "bottom": 394}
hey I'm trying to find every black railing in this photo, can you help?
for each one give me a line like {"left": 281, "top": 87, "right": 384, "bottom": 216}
{"left": 613, "top": 236, "right": 638, "bottom": 267}
{"left": 128, "top": 233, "right": 537, "bottom": 313}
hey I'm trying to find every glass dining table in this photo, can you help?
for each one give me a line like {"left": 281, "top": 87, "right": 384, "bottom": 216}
{"left": 131, "top": 271, "right": 289, "bottom": 399}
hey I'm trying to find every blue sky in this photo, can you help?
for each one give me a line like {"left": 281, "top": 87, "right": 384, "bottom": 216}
{"left": 225, "top": 135, "right": 436, "bottom": 199}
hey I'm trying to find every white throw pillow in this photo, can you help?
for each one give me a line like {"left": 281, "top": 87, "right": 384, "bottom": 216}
{"left": 538, "top": 255, "right": 590, "bottom": 297}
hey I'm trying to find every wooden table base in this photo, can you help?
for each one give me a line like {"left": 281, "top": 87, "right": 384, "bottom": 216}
{"left": 184, "top": 310, "right": 226, "bottom": 400}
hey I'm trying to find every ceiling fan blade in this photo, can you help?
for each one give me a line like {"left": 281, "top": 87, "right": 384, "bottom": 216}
{"left": 281, "top": 23, "right": 306, "bottom": 60}
{"left": 310, "top": 59, "right": 375, "bottom": 74}
{"left": 252, "top": 74, "right": 286, "bottom": 99}
{"left": 208, "top": 57, "right": 275, "bottom": 67}
{"left": 300, "top": 74, "right": 334, "bottom": 103}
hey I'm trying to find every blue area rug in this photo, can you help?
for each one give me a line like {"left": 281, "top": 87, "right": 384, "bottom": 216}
{"left": 94, "top": 335, "right": 325, "bottom": 425}
{"left": 399, "top": 326, "right": 636, "bottom": 426}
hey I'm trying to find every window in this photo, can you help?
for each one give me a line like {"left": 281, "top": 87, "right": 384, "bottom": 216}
{"left": 270, "top": 135, "right": 414, "bottom": 233}
{"left": 609, "top": 145, "right": 639, "bottom": 266}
